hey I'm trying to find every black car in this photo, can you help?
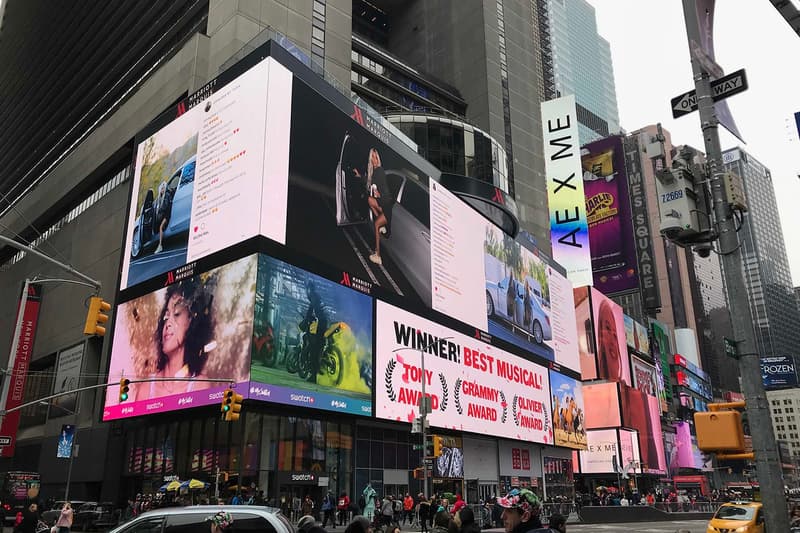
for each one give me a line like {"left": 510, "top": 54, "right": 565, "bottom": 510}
{"left": 73, "top": 502, "right": 117, "bottom": 531}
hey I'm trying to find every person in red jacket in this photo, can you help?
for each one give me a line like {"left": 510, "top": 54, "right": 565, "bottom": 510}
{"left": 337, "top": 492, "right": 351, "bottom": 526}
{"left": 403, "top": 493, "right": 415, "bottom": 525}
{"left": 452, "top": 494, "right": 466, "bottom": 514}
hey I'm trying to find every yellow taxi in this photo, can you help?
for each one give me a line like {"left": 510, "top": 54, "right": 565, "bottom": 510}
{"left": 706, "top": 501, "right": 764, "bottom": 533}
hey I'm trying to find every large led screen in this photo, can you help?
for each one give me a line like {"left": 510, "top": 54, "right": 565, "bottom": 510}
{"left": 591, "top": 288, "right": 631, "bottom": 386}
{"left": 574, "top": 286, "right": 596, "bottom": 380}
{"left": 579, "top": 429, "right": 619, "bottom": 474}
{"left": 483, "top": 223, "right": 580, "bottom": 371}
{"left": 104, "top": 255, "right": 258, "bottom": 420}
{"left": 376, "top": 301, "right": 553, "bottom": 444}
{"left": 249, "top": 255, "right": 373, "bottom": 416}
{"left": 549, "top": 370, "right": 587, "bottom": 449}
{"left": 621, "top": 385, "right": 666, "bottom": 474}
{"left": 284, "top": 79, "right": 436, "bottom": 309}
{"left": 650, "top": 320, "right": 673, "bottom": 404}
{"left": 631, "top": 356, "right": 657, "bottom": 397}
{"left": 618, "top": 428, "right": 640, "bottom": 473}
{"left": 120, "top": 57, "right": 292, "bottom": 290}
{"left": 581, "top": 136, "right": 637, "bottom": 294}
{"left": 582, "top": 382, "right": 621, "bottom": 429}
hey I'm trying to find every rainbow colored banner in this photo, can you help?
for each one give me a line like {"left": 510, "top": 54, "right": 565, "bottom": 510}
{"left": 541, "top": 95, "right": 592, "bottom": 287}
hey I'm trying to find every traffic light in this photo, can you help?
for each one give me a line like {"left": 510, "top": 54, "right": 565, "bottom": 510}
{"left": 119, "top": 378, "right": 131, "bottom": 403}
{"left": 83, "top": 296, "right": 111, "bottom": 336}
{"left": 221, "top": 389, "right": 243, "bottom": 421}
{"left": 432, "top": 435, "right": 444, "bottom": 458}
{"left": 695, "top": 409, "right": 746, "bottom": 452}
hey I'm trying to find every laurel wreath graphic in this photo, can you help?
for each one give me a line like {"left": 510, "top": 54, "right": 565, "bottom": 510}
{"left": 454, "top": 378, "right": 463, "bottom": 414}
{"left": 512, "top": 395, "right": 519, "bottom": 426}
{"left": 500, "top": 390, "right": 508, "bottom": 423}
{"left": 439, "top": 373, "right": 449, "bottom": 411}
{"left": 385, "top": 359, "right": 397, "bottom": 402}
{"left": 542, "top": 402, "right": 551, "bottom": 434}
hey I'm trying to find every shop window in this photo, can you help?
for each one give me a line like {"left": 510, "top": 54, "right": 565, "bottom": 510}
{"left": 383, "top": 442, "right": 397, "bottom": 468}
{"left": 356, "top": 439, "right": 370, "bottom": 468}
{"left": 370, "top": 441, "right": 384, "bottom": 469}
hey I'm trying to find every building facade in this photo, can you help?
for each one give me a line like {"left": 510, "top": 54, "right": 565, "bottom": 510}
{"left": 722, "top": 147, "right": 800, "bottom": 361}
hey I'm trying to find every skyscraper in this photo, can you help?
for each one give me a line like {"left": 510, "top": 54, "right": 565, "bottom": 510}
{"left": 540, "top": 0, "right": 620, "bottom": 144}
{"left": 722, "top": 147, "right": 800, "bottom": 361}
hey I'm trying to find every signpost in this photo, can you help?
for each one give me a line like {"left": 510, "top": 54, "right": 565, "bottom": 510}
{"left": 723, "top": 337, "right": 739, "bottom": 360}
{"left": 671, "top": 69, "right": 749, "bottom": 118}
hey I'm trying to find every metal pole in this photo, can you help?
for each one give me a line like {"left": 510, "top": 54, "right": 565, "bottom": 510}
{"left": 64, "top": 392, "right": 79, "bottom": 502}
{"left": 0, "top": 235, "right": 101, "bottom": 290}
{"left": 421, "top": 350, "right": 429, "bottom": 500}
{"left": 681, "top": 1, "right": 789, "bottom": 529}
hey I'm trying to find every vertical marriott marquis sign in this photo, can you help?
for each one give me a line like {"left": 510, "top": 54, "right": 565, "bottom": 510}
{"left": 541, "top": 95, "right": 592, "bottom": 286}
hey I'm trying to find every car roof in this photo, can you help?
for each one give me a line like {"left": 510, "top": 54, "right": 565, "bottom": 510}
{"left": 137, "top": 505, "right": 281, "bottom": 519}
{"left": 721, "top": 501, "right": 762, "bottom": 508}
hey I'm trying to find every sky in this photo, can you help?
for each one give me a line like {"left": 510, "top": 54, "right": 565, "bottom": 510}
{"left": 587, "top": 0, "right": 800, "bottom": 286}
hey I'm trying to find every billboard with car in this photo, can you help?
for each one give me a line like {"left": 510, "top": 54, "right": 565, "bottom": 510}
{"left": 120, "top": 57, "right": 292, "bottom": 290}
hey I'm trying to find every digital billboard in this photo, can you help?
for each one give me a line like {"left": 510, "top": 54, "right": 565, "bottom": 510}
{"left": 549, "top": 370, "right": 587, "bottom": 449}
{"left": 433, "top": 436, "right": 464, "bottom": 478}
{"left": 376, "top": 301, "right": 553, "bottom": 444}
{"left": 618, "top": 428, "right": 640, "bottom": 473}
{"left": 574, "top": 286, "right": 596, "bottom": 380}
{"left": 579, "top": 429, "right": 619, "bottom": 474}
{"left": 650, "top": 320, "right": 673, "bottom": 404}
{"left": 591, "top": 288, "right": 631, "bottom": 386}
{"left": 541, "top": 95, "right": 592, "bottom": 286}
{"left": 104, "top": 255, "right": 258, "bottom": 420}
{"left": 631, "top": 356, "right": 657, "bottom": 397}
{"left": 284, "top": 78, "right": 436, "bottom": 309}
{"left": 582, "top": 136, "right": 637, "bottom": 294}
{"left": 582, "top": 382, "right": 621, "bottom": 429}
{"left": 621, "top": 385, "right": 666, "bottom": 474}
{"left": 250, "top": 255, "right": 373, "bottom": 416}
{"left": 623, "top": 315, "right": 636, "bottom": 349}
{"left": 760, "top": 355, "right": 798, "bottom": 390}
{"left": 120, "top": 57, "right": 292, "bottom": 290}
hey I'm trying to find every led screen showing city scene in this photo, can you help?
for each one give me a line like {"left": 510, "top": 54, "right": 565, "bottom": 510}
{"left": 120, "top": 57, "right": 292, "bottom": 290}
{"left": 249, "top": 255, "right": 374, "bottom": 416}
{"left": 104, "top": 255, "right": 258, "bottom": 420}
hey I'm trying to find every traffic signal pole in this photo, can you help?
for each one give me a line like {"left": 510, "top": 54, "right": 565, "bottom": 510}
{"left": 681, "top": 1, "right": 789, "bottom": 528}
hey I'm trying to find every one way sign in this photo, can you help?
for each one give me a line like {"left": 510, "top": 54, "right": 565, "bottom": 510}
{"left": 671, "top": 69, "right": 748, "bottom": 119}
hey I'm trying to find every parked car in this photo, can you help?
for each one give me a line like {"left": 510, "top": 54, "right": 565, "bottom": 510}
{"left": 73, "top": 501, "right": 117, "bottom": 531}
{"left": 108, "top": 505, "right": 293, "bottom": 533}
{"left": 486, "top": 276, "right": 552, "bottom": 344}
{"left": 707, "top": 501, "right": 763, "bottom": 533}
{"left": 42, "top": 500, "right": 87, "bottom": 526}
{"left": 130, "top": 154, "right": 196, "bottom": 258}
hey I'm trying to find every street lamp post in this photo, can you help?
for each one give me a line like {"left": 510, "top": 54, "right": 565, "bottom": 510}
{"left": 43, "top": 396, "right": 79, "bottom": 501}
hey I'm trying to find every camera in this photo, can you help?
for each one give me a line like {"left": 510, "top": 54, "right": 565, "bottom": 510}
{"left": 694, "top": 243, "right": 712, "bottom": 258}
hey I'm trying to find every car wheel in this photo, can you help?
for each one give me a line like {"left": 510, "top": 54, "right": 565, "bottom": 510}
{"left": 532, "top": 320, "right": 544, "bottom": 344}
{"left": 131, "top": 225, "right": 142, "bottom": 258}
{"left": 486, "top": 292, "right": 494, "bottom": 317}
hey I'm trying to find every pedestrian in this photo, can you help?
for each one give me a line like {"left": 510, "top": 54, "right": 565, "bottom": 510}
{"left": 345, "top": 515, "right": 372, "bottom": 533}
{"left": 456, "top": 507, "right": 480, "bottom": 533}
{"left": 303, "top": 494, "right": 316, "bottom": 517}
{"left": 206, "top": 510, "right": 234, "bottom": 533}
{"left": 337, "top": 492, "right": 351, "bottom": 526}
{"left": 418, "top": 494, "right": 430, "bottom": 533}
{"left": 322, "top": 490, "right": 336, "bottom": 529}
{"left": 431, "top": 510, "right": 451, "bottom": 533}
{"left": 403, "top": 493, "right": 414, "bottom": 525}
{"left": 16, "top": 501, "right": 40, "bottom": 533}
{"left": 381, "top": 495, "right": 394, "bottom": 529}
{"left": 496, "top": 488, "right": 544, "bottom": 533}
{"left": 55, "top": 502, "right": 73, "bottom": 533}
{"left": 548, "top": 514, "right": 566, "bottom": 533}
{"left": 451, "top": 494, "right": 466, "bottom": 515}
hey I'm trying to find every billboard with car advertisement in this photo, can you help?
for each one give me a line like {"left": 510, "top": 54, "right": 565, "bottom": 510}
{"left": 581, "top": 136, "right": 637, "bottom": 294}
{"left": 104, "top": 255, "right": 257, "bottom": 421}
{"left": 120, "top": 57, "right": 292, "bottom": 290}
{"left": 582, "top": 382, "right": 621, "bottom": 429}
{"left": 760, "top": 355, "right": 798, "bottom": 390}
{"left": 549, "top": 370, "right": 587, "bottom": 449}
{"left": 375, "top": 300, "right": 554, "bottom": 444}
{"left": 621, "top": 384, "right": 666, "bottom": 474}
{"left": 249, "top": 255, "right": 374, "bottom": 416}
{"left": 591, "top": 288, "right": 631, "bottom": 386}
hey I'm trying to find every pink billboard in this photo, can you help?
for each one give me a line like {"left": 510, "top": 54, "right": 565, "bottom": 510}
{"left": 591, "top": 288, "right": 631, "bottom": 386}
{"left": 621, "top": 384, "right": 666, "bottom": 474}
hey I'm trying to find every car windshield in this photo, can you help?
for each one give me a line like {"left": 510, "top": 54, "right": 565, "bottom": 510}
{"left": 714, "top": 505, "right": 756, "bottom": 521}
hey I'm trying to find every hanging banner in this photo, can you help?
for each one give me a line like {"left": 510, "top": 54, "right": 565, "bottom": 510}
{"left": 541, "top": 95, "right": 592, "bottom": 286}
{"left": 0, "top": 284, "right": 43, "bottom": 458}
{"left": 51, "top": 343, "right": 84, "bottom": 416}
{"left": 57, "top": 424, "right": 76, "bottom": 459}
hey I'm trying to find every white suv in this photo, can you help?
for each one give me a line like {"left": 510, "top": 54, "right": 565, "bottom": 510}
{"left": 110, "top": 505, "right": 294, "bottom": 533}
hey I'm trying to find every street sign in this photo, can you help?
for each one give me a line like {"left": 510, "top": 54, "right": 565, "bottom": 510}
{"left": 412, "top": 444, "right": 424, "bottom": 450}
{"left": 724, "top": 337, "right": 739, "bottom": 360}
{"left": 0, "top": 436, "right": 10, "bottom": 446}
{"left": 424, "top": 459, "right": 433, "bottom": 467}
{"left": 671, "top": 69, "right": 748, "bottom": 118}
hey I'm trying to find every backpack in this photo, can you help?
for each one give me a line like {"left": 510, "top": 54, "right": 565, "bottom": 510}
{"left": 394, "top": 499, "right": 402, "bottom": 512}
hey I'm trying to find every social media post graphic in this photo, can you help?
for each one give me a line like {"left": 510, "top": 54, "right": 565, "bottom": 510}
{"left": 121, "top": 56, "right": 291, "bottom": 290}
{"left": 104, "top": 255, "right": 258, "bottom": 420}
{"left": 428, "top": 178, "right": 489, "bottom": 330}
{"left": 249, "top": 255, "right": 374, "bottom": 416}
{"left": 375, "top": 301, "right": 554, "bottom": 445}
{"left": 284, "top": 78, "right": 437, "bottom": 309}
{"left": 549, "top": 370, "right": 587, "bottom": 450}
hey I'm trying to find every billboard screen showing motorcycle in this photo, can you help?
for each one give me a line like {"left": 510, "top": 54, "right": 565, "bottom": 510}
{"left": 119, "top": 57, "right": 292, "bottom": 291}
{"left": 103, "top": 255, "right": 258, "bottom": 421}
{"left": 250, "top": 255, "right": 374, "bottom": 416}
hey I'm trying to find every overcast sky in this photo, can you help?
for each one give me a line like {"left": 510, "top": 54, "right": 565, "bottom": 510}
{"left": 588, "top": 0, "right": 800, "bottom": 286}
